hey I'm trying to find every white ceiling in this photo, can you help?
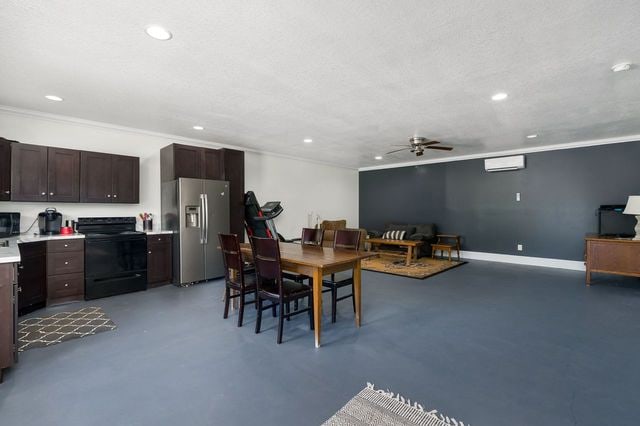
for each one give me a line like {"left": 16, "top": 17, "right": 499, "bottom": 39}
{"left": 1, "top": 0, "right": 639, "bottom": 169}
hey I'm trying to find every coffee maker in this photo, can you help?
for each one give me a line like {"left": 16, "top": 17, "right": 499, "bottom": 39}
{"left": 38, "top": 208, "right": 63, "bottom": 235}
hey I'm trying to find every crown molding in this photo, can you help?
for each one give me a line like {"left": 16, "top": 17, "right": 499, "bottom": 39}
{"left": 0, "top": 105, "right": 357, "bottom": 171}
{"left": 358, "top": 135, "right": 640, "bottom": 172}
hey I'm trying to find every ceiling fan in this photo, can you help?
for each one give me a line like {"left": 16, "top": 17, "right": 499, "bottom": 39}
{"left": 386, "top": 137, "right": 453, "bottom": 156}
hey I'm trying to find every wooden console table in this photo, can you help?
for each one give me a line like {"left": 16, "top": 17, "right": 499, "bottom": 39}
{"left": 585, "top": 235, "right": 640, "bottom": 285}
{"left": 367, "top": 238, "right": 423, "bottom": 266}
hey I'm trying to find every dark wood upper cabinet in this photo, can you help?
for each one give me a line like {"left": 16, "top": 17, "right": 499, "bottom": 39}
{"left": 112, "top": 155, "right": 139, "bottom": 203}
{"left": 173, "top": 144, "right": 203, "bottom": 179}
{"left": 203, "top": 148, "right": 223, "bottom": 180}
{"left": 0, "top": 138, "right": 12, "bottom": 201}
{"left": 80, "top": 151, "right": 113, "bottom": 203}
{"left": 47, "top": 147, "right": 80, "bottom": 202}
{"left": 10, "top": 143, "right": 48, "bottom": 202}
{"left": 80, "top": 151, "right": 139, "bottom": 204}
{"left": 221, "top": 148, "right": 245, "bottom": 240}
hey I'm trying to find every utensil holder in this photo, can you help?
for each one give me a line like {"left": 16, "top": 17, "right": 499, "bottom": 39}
{"left": 143, "top": 219, "right": 153, "bottom": 231}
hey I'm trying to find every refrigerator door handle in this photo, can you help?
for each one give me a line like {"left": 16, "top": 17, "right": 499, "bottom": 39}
{"left": 199, "top": 193, "right": 205, "bottom": 244}
{"left": 204, "top": 193, "right": 209, "bottom": 244}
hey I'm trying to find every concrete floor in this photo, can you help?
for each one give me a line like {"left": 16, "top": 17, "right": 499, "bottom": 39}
{"left": 1, "top": 261, "right": 640, "bottom": 426}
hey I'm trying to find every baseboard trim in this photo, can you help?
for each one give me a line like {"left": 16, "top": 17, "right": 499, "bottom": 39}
{"left": 460, "top": 250, "right": 585, "bottom": 271}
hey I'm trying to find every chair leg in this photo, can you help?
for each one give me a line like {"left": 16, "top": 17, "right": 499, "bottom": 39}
{"left": 286, "top": 301, "right": 291, "bottom": 321}
{"left": 331, "top": 286, "right": 337, "bottom": 323}
{"left": 237, "top": 292, "right": 245, "bottom": 327}
{"left": 351, "top": 283, "right": 356, "bottom": 313}
{"left": 254, "top": 289, "right": 259, "bottom": 309}
{"left": 277, "top": 301, "right": 285, "bottom": 344}
{"left": 223, "top": 286, "right": 230, "bottom": 319}
{"left": 308, "top": 295, "right": 314, "bottom": 330}
{"left": 255, "top": 298, "right": 263, "bottom": 334}
{"left": 272, "top": 303, "right": 277, "bottom": 317}
{"left": 294, "top": 300, "right": 299, "bottom": 311}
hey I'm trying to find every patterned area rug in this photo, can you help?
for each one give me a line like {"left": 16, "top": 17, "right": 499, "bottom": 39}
{"left": 362, "top": 254, "right": 465, "bottom": 279}
{"left": 323, "top": 383, "right": 469, "bottom": 426}
{"left": 18, "top": 306, "right": 116, "bottom": 352}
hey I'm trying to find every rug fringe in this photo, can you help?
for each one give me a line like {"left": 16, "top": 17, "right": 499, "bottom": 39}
{"left": 366, "top": 382, "right": 469, "bottom": 426}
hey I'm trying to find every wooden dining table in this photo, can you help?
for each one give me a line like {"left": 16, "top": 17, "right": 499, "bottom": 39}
{"left": 239, "top": 242, "right": 375, "bottom": 348}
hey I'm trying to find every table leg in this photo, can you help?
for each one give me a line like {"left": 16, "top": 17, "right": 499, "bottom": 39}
{"left": 313, "top": 267, "right": 323, "bottom": 348}
{"left": 405, "top": 246, "right": 412, "bottom": 266}
{"left": 586, "top": 268, "right": 591, "bottom": 286}
{"left": 354, "top": 260, "right": 362, "bottom": 328}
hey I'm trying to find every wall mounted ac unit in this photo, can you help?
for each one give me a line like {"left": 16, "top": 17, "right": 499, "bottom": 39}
{"left": 484, "top": 155, "right": 525, "bottom": 172}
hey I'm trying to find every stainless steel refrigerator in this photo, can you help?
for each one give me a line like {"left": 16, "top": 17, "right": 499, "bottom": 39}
{"left": 161, "top": 178, "right": 230, "bottom": 285}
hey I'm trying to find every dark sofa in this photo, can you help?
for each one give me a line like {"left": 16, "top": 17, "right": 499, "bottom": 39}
{"left": 368, "top": 223, "right": 437, "bottom": 257}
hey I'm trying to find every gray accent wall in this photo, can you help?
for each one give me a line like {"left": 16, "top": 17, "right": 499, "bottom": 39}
{"left": 359, "top": 141, "right": 640, "bottom": 260}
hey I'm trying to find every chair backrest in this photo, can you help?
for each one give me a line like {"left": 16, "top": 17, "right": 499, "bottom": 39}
{"left": 333, "top": 229, "right": 361, "bottom": 250}
{"left": 219, "top": 233, "right": 244, "bottom": 286}
{"left": 250, "top": 236, "right": 283, "bottom": 296}
{"left": 301, "top": 227, "right": 324, "bottom": 246}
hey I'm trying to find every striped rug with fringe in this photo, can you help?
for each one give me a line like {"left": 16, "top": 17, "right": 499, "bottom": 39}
{"left": 323, "top": 383, "right": 469, "bottom": 426}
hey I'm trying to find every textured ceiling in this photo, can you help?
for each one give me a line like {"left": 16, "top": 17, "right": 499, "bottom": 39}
{"left": 1, "top": 0, "right": 639, "bottom": 168}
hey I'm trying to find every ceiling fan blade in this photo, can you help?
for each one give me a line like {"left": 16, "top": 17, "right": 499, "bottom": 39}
{"left": 416, "top": 140, "right": 440, "bottom": 147}
{"left": 426, "top": 145, "right": 453, "bottom": 151}
{"left": 385, "top": 148, "right": 410, "bottom": 154}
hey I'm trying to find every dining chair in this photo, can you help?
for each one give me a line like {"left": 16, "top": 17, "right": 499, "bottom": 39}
{"left": 322, "top": 229, "right": 361, "bottom": 323}
{"left": 219, "top": 233, "right": 257, "bottom": 327}
{"left": 250, "top": 236, "right": 314, "bottom": 344}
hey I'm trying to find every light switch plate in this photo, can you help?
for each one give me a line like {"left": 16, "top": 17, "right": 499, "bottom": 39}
{"left": 517, "top": 244, "right": 523, "bottom": 251}
{"left": 516, "top": 192, "right": 521, "bottom": 201}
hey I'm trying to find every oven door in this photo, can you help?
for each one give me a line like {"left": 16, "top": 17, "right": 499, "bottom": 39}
{"left": 85, "top": 235, "right": 147, "bottom": 300}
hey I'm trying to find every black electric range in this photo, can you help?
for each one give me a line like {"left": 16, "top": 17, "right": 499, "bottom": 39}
{"left": 77, "top": 217, "right": 147, "bottom": 300}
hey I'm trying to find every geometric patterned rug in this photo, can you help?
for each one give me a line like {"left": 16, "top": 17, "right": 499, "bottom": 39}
{"left": 362, "top": 254, "right": 466, "bottom": 279}
{"left": 323, "top": 383, "right": 470, "bottom": 426}
{"left": 18, "top": 306, "right": 116, "bottom": 352}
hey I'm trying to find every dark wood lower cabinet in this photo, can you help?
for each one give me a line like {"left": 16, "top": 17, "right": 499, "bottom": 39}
{"left": 46, "top": 240, "right": 84, "bottom": 305}
{"left": 147, "top": 234, "right": 173, "bottom": 287}
{"left": 17, "top": 242, "right": 47, "bottom": 316}
{"left": 0, "top": 262, "right": 18, "bottom": 383}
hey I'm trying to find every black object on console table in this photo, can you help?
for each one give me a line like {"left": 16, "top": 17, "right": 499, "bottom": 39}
{"left": 77, "top": 217, "right": 147, "bottom": 300}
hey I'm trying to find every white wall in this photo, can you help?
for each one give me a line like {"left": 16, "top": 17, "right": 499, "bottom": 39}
{"left": 0, "top": 107, "right": 358, "bottom": 235}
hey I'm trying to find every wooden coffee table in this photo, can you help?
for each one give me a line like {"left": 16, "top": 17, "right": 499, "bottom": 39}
{"left": 367, "top": 238, "right": 423, "bottom": 266}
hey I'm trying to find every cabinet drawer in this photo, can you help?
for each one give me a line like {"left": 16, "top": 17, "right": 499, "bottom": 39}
{"left": 47, "top": 239, "right": 84, "bottom": 253}
{"left": 148, "top": 234, "right": 172, "bottom": 245}
{"left": 47, "top": 251, "right": 84, "bottom": 275}
{"left": 47, "top": 273, "right": 84, "bottom": 300}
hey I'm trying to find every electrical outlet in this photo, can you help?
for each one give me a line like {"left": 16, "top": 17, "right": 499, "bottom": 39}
{"left": 517, "top": 244, "right": 523, "bottom": 251}
{"left": 516, "top": 192, "right": 521, "bottom": 202}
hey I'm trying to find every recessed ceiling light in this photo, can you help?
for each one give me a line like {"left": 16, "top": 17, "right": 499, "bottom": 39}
{"left": 611, "top": 62, "right": 632, "bottom": 72}
{"left": 145, "top": 26, "right": 172, "bottom": 41}
{"left": 526, "top": 134, "right": 538, "bottom": 139}
{"left": 192, "top": 125, "right": 204, "bottom": 130}
{"left": 303, "top": 139, "right": 313, "bottom": 143}
{"left": 491, "top": 92, "right": 508, "bottom": 101}
{"left": 44, "top": 95, "right": 63, "bottom": 102}
{"left": 374, "top": 156, "right": 383, "bottom": 160}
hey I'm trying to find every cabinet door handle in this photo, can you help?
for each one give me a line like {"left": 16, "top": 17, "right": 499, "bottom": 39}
{"left": 17, "top": 286, "right": 22, "bottom": 293}
{"left": 107, "top": 194, "right": 111, "bottom": 198}
{"left": 41, "top": 192, "right": 46, "bottom": 196}
{"left": 148, "top": 250, "right": 152, "bottom": 254}
{"left": 64, "top": 283, "right": 69, "bottom": 287}
{"left": 113, "top": 194, "right": 118, "bottom": 198}
{"left": 50, "top": 192, "right": 54, "bottom": 196}
{"left": 64, "top": 261, "right": 69, "bottom": 265}
{"left": 3, "top": 190, "right": 9, "bottom": 195}
{"left": 64, "top": 244, "right": 68, "bottom": 247}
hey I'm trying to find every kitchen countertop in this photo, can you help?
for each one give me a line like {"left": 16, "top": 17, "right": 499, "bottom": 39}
{"left": 144, "top": 230, "right": 174, "bottom": 235}
{"left": 0, "top": 233, "right": 85, "bottom": 264}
